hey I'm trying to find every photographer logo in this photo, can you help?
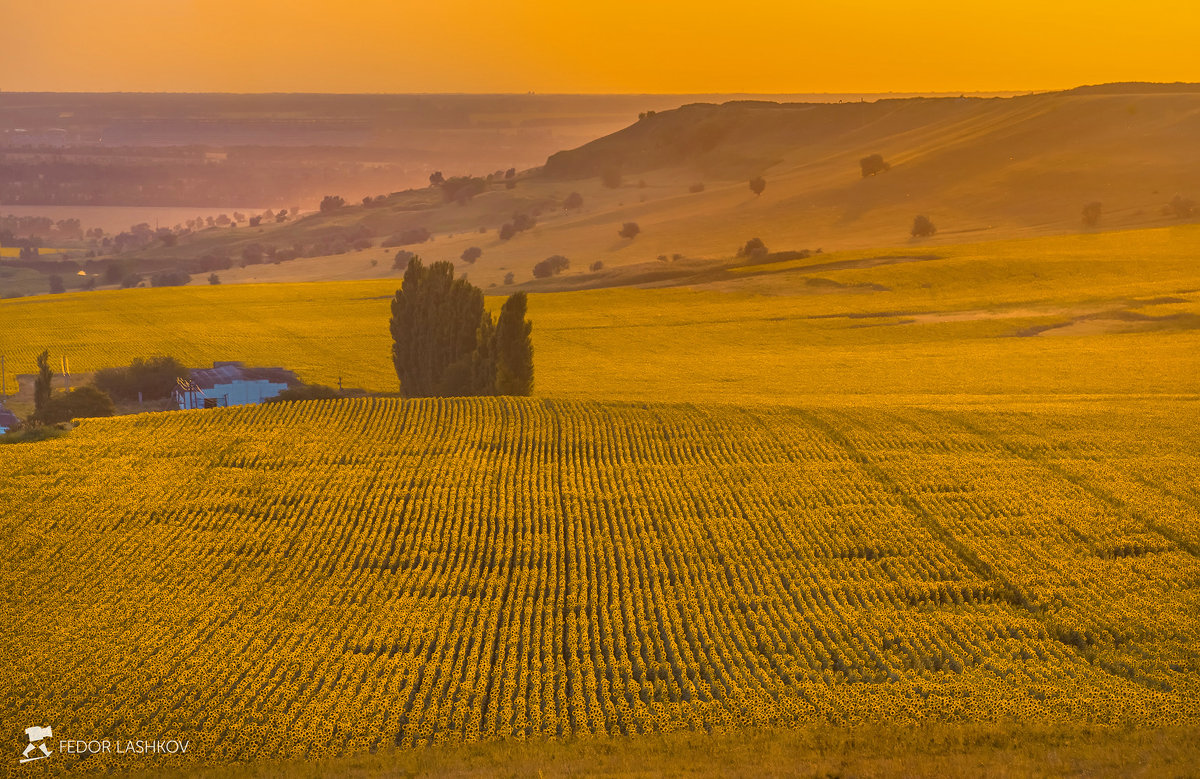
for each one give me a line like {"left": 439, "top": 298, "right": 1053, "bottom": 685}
{"left": 20, "top": 726, "right": 53, "bottom": 764}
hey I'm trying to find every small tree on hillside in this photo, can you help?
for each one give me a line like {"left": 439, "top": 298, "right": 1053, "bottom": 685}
{"left": 1165, "top": 194, "right": 1196, "bottom": 219}
{"left": 749, "top": 176, "right": 766, "bottom": 196}
{"left": 911, "top": 215, "right": 937, "bottom": 238}
{"left": 1082, "top": 202, "right": 1102, "bottom": 228}
{"left": 319, "top": 195, "right": 345, "bottom": 213}
{"left": 618, "top": 222, "right": 641, "bottom": 239}
{"left": 429, "top": 171, "right": 445, "bottom": 186}
{"left": 461, "top": 246, "right": 483, "bottom": 264}
{"left": 737, "top": 237, "right": 768, "bottom": 260}
{"left": 860, "top": 154, "right": 891, "bottom": 177}
{"left": 48, "top": 274, "right": 65, "bottom": 294}
{"left": 564, "top": 192, "right": 584, "bottom": 210}
{"left": 601, "top": 166, "right": 623, "bottom": 189}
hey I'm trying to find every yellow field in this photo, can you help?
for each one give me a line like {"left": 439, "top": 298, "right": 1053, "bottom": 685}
{"left": 1, "top": 397, "right": 1197, "bottom": 775}
{"left": 1, "top": 224, "right": 1198, "bottom": 775}
{"left": 1, "top": 225, "right": 1198, "bottom": 404}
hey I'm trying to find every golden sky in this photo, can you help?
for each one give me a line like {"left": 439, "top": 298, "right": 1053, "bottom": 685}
{"left": 3, "top": 0, "right": 1197, "bottom": 93}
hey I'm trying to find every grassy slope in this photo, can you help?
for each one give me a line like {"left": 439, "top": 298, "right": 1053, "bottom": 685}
{"left": 1, "top": 225, "right": 1197, "bottom": 410}
{"left": 82, "top": 88, "right": 1200, "bottom": 292}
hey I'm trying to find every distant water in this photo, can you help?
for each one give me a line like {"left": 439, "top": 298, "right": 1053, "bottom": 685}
{"left": 0, "top": 204, "right": 268, "bottom": 235}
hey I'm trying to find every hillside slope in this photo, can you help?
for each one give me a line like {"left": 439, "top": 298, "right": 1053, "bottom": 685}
{"left": 107, "top": 84, "right": 1200, "bottom": 290}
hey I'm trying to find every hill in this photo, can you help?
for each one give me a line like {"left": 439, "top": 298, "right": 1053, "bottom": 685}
{"left": 63, "top": 83, "right": 1200, "bottom": 292}
{"left": 2, "top": 396, "right": 1198, "bottom": 775}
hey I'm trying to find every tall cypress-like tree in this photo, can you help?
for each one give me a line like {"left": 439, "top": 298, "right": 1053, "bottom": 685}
{"left": 494, "top": 291, "right": 533, "bottom": 396}
{"left": 390, "top": 258, "right": 493, "bottom": 397}
{"left": 33, "top": 350, "right": 53, "bottom": 421}
{"left": 390, "top": 257, "right": 533, "bottom": 398}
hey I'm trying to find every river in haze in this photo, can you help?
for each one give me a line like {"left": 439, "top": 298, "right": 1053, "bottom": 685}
{"left": 0, "top": 205, "right": 270, "bottom": 234}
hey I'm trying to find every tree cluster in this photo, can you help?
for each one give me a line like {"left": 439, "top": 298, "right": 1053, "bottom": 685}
{"left": 499, "top": 213, "right": 537, "bottom": 241}
{"left": 390, "top": 258, "right": 533, "bottom": 398}
{"left": 319, "top": 195, "right": 345, "bottom": 213}
{"left": 94, "top": 356, "right": 191, "bottom": 401}
{"left": 31, "top": 350, "right": 117, "bottom": 426}
{"left": 533, "top": 255, "right": 570, "bottom": 279}
{"left": 737, "top": 237, "right": 768, "bottom": 260}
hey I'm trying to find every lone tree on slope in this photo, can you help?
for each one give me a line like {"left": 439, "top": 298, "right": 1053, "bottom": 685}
{"left": 749, "top": 176, "right": 766, "bottom": 196}
{"left": 911, "top": 215, "right": 937, "bottom": 238}
{"left": 860, "top": 154, "right": 891, "bottom": 177}
{"left": 1082, "top": 202, "right": 1102, "bottom": 228}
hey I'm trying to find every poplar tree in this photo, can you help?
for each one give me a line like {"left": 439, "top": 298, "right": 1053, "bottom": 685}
{"left": 34, "top": 350, "right": 53, "bottom": 421}
{"left": 390, "top": 258, "right": 533, "bottom": 398}
{"left": 494, "top": 292, "right": 533, "bottom": 396}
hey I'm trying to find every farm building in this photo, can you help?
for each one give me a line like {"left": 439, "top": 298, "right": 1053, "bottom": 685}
{"left": 173, "top": 362, "right": 297, "bottom": 410}
{"left": 0, "top": 405, "right": 20, "bottom": 433}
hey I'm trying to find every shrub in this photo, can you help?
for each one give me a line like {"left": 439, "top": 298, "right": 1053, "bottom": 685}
{"left": 860, "top": 154, "right": 891, "bottom": 177}
{"left": 264, "top": 384, "right": 341, "bottom": 403}
{"left": 319, "top": 195, "right": 345, "bottom": 212}
{"left": 382, "top": 228, "right": 432, "bottom": 247}
{"left": 48, "top": 274, "right": 65, "bottom": 294}
{"left": 38, "top": 386, "right": 115, "bottom": 424}
{"left": 94, "top": 356, "right": 191, "bottom": 401}
{"left": 151, "top": 270, "right": 191, "bottom": 287}
{"left": 618, "top": 222, "right": 641, "bottom": 239}
{"left": 601, "top": 166, "right": 623, "bottom": 189}
{"left": 564, "top": 192, "right": 584, "bottom": 210}
{"left": 749, "top": 176, "right": 766, "bottom": 196}
{"left": 737, "top": 237, "right": 768, "bottom": 259}
{"left": 208, "top": 273, "right": 221, "bottom": 285}
{"left": 441, "top": 176, "right": 487, "bottom": 204}
{"left": 1082, "top": 202, "right": 1102, "bottom": 227}
{"left": 911, "top": 215, "right": 937, "bottom": 238}
{"left": 589, "top": 260, "right": 604, "bottom": 272}
{"left": 533, "top": 255, "right": 570, "bottom": 279}
{"left": 461, "top": 247, "right": 483, "bottom": 264}
{"left": 499, "top": 223, "right": 516, "bottom": 241}
{"left": 504, "top": 271, "right": 515, "bottom": 285}
{"left": 689, "top": 183, "right": 705, "bottom": 193}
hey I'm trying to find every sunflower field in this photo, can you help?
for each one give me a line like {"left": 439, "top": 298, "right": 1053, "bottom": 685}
{"left": 1, "top": 396, "right": 1197, "bottom": 774}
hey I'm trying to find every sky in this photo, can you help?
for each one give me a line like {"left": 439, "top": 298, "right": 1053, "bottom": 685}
{"left": 2, "top": 0, "right": 1198, "bottom": 94}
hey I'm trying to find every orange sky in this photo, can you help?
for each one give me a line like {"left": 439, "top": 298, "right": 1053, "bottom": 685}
{"left": 3, "top": 0, "right": 1197, "bottom": 93}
